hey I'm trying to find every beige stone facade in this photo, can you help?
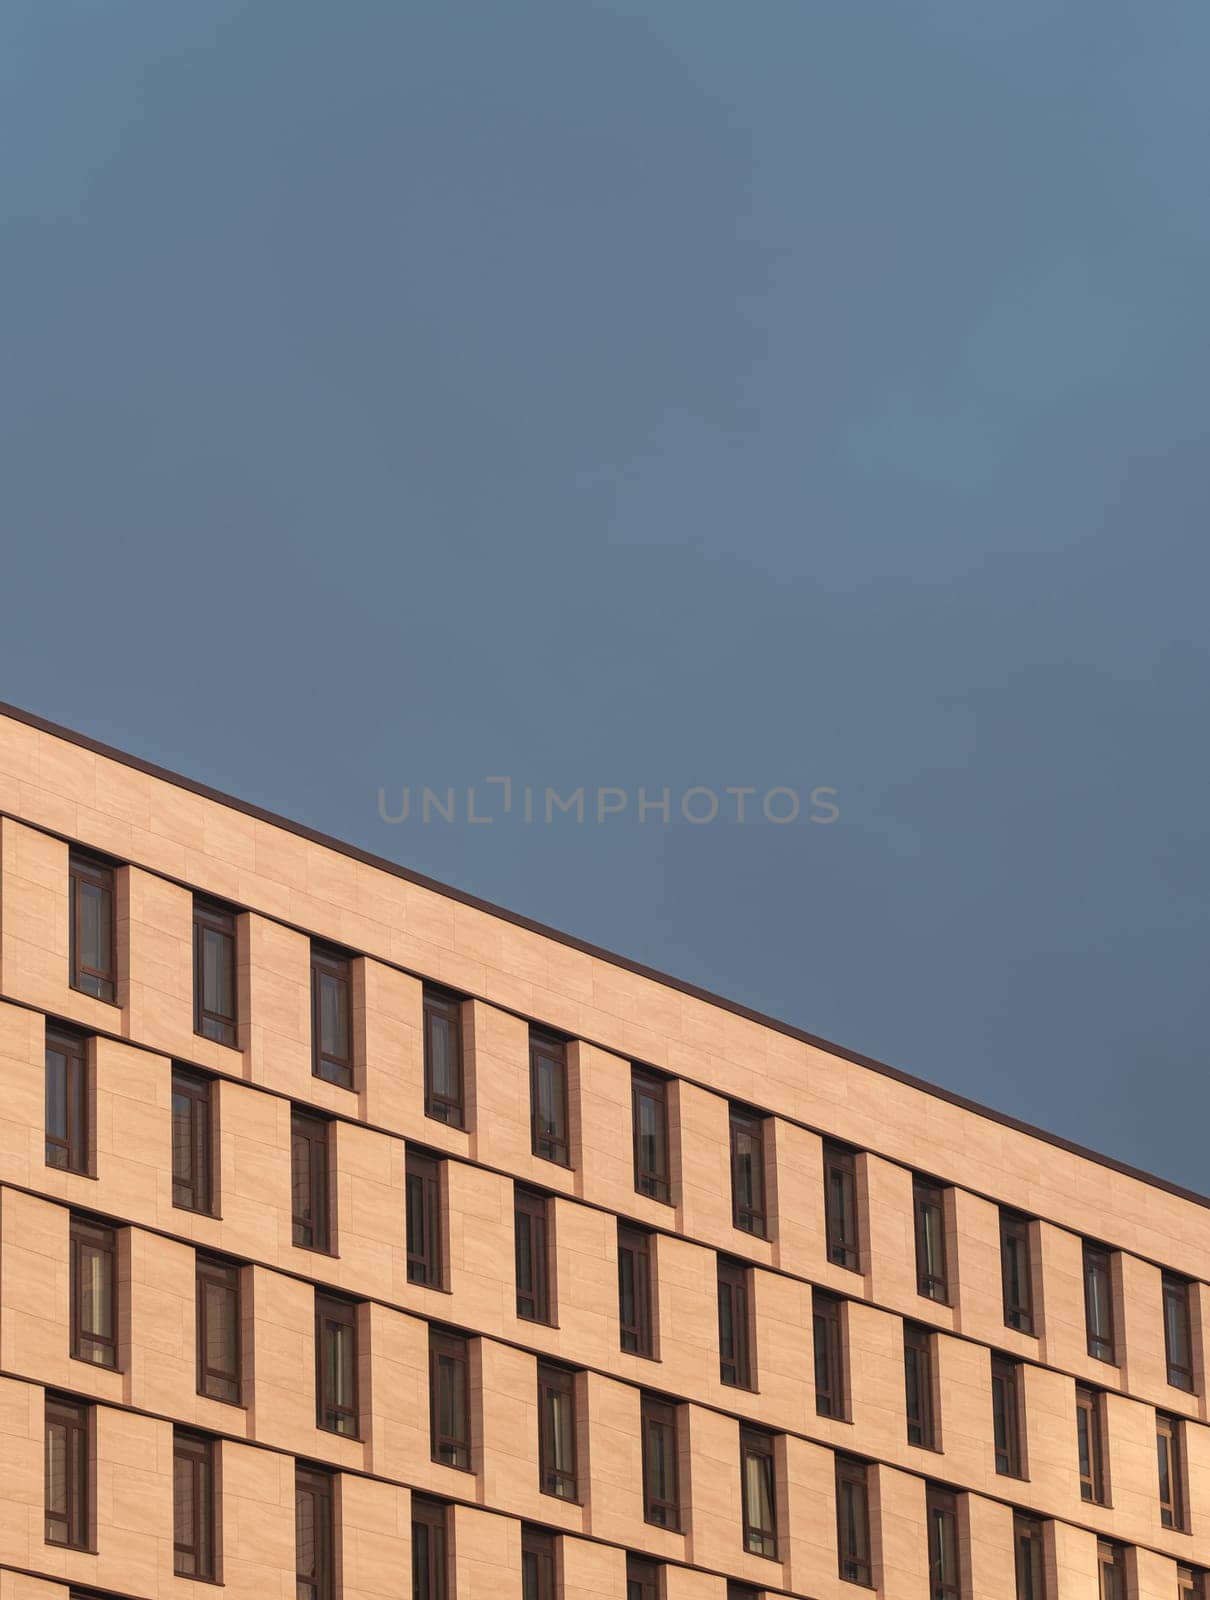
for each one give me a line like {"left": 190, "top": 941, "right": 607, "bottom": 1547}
{"left": 0, "top": 703, "right": 1205, "bottom": 1600}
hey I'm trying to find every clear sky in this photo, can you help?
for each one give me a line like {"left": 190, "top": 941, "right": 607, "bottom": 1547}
{"left": 2, "top": 3, "right": 1208, "bottom": 1188}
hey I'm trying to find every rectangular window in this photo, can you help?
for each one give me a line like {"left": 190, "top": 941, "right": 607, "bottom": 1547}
{"left": 515, "top": 1185, "right": 552, "bottom": 1324}
{"left": 1000, "top": 1211, "right": 1034, "bottom": 1333}
{"left": 729, "top": 1105, "right": 767, "bottom": 1237}
{"left": 632, "top": 1069, "right": 671, "bottom": 1202}
{"left": 618, "top": 1224, "right": 654, "bottom": 1358}
{"left": 1075, "top": 1385, "right": 1105, "bottom": 1504}
{"left": 1013, "top": 1515, "right": 1046, "bottom": 1600}
{"left": 823, "top": 1141, "right": 860, "bottom": 1271}
{"left": 429, "top": 1328, "right": 471, "bottom": 1470}
{"left": 537, "top": 1362, "right": 578, "bottom": 1501}
{"left": 1157, "top": 1412, "right": 1186, "bottom": 1530}
{"left": 411, "top": 1497, "right": 448, "bottom": 1600}
{"left": 172, "top": 1066, "right": 214, "bottom": 1214}
{"left": 1163, "top": 1273, "right": 1195, "bottom": 1392}
{"left": 1097, "top": 1542, "right": 1125, "bottom": 1600}
{"left": 1083, "top": 1243, "right": 1116, "bottom": 1363}
{"left": 295, "top": 1466, "right": 334, "bottom": 1600}
{"left": 69, "top": 851, "right": 115, "bottom": 1002}
{"left": 925, "top": 1486, "right": 961, "bottom": 1600}
{"left": 46, "top": 1027, "right": 88, "bottom": 1174}
{"left": 813, "top": 1290, "right": 846, "bottom": 1419}
{"left": 640, "top": 1394, "right": 680, "bottom": 1530}
{"left": 522, "top": 1527, "right": 555, "bottom": 1600}
{"left": 913, "top": 1178, "right": 948, "bottom": 1302}
{"left": 835, "top": 1454, "right": 872, "bottom": 1586}
{"left": 291, "top": 1109, "right": 331, "bottom": 1252}
{"left": 1179, "top": 1568, "right": 1207, "bottom": 1600}
{"left": 904, "top": 1323, "right": 935, "bottom": 1449}
{"left": 530, "top": 1030, "right": 570, "bottom": 1165}
{"left": 316, "top": 1293, "right": 359, "bottom": 1436}
{"left": 173, "top": 1429, "right": 216, "bottom": 1579}
{"left": 45, "top": 1393, "right": 89, "bottom": 1549}
{"left": 70, "top": 1215, "right": 117, "bottom": 1368}
{"left": 626, "top": 1557, "right": 659, "bottom": 1600}
{"left": 718, "top": 1257, "right": 753, "bottom": 1389}
{"left": 407, "top": 1150, "right": 443, "bottom": 1287}
{"left": 740, "top": 1426, "right": 778, "bottom": 1560}
{"left": 423, "top": 987, "right": 464, "bottom": 1127}
{"left": 197, "top": 1253, "right": 241, "bottom": 1404}
{"left": 991, "top": 1357, "right": 1023, "bottom": 1477}
{"left": 311, "top": 945, "right": 353, "bottom": 1089}
{"left": 193, "top": 898, "right": 237, "bottom": 1046}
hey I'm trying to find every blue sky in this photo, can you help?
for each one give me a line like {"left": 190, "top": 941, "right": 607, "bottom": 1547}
{"left": 2, "top": 2, "right": 1208, "bottom": 1187}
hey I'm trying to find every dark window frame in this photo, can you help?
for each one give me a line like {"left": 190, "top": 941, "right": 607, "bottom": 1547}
{"left": 407, "top": 1149, "right": 444, "bottom": 1288}
{"left": 1096, "top": 1541, "right": 1125, "bottom": 1600}
{"left": 46, "top": 1027, "right": 89, "bottom": 1175}
{"left": 1157, "top": 1411, "right": 1186, "bottom": 1531}
{"left": 412, "top": 1495, "right": 449, "bottom": 1600}
{"left": 423, "top": 986, "right": 464, "bottom": 1128}
{"left": 172, "top": 1066, "right": 215, "bottom": 1215}
{"left": 69, "top": 850, "right": 116, "bottom": 1003}
{"left": 640, "top": 1394, "right": 680, "bottom": 1530}
{"left": 530, "top": 1030, "right": 571, "bottom": 1166}
{"left": 537, "top": 1361, "right": 579, "bottom": 1502}
{"left": 315, "top": 1292, "right": 359, "bottom": 1437}
{"left": 925, "top": 1485, "right": 961, "bottom": 1600}
{"left": 1178, "top": 1566, "right": 1207, "bottom": 1600}
{"left": 45, "top": 1392, "right": 90, "bottom": 1550}
{"left": 835, "top": 1453, "right": 872, "bottom": 1587}
{"left": 193, "top": 898, "right": 238, "bottom": 1047}
{"left": 521, "top": 1526, "right": 556, "bottom": 1600}
{"left": 718, "top": 1256, "right": 753, "bottom": 1390}
{"left": 1163, "top": 1273, "right": 1195, "bottom": 1393}
{"left": 295, "top": 1465, "right": 335, "bottom": 1600}
{"left": 631, "top": 1069, "right": 671, "bottom": 1203}
{"left": 813, "top": 1289, "right": 846, "bottom": 1420}
{"left": 904, "top": 1323, "right": 936, "bottom": 1449}
{"left": 429, "top": 1327, "right": 471, "bottom": 1471}
{"left": 729, "top": 1104, "right": 767, "bottom": 1237}
{"left": 1076, "top": 1385, "right": 1106, "bottom": 1504}
{"left": 70, "top": 1214, "right": 117, "bottom": 1369}
{"left": 823, "top": 1141, "right": 860, "bottom": 1272}
{"left": 626, "top": 1556, "right": 659, "bottom": 1600}
{"left": 913, "top": 1177, "right": 949, "bottom": 1303}
{"left": 991, "top": 1356, "right": 1023, "bottom": 1477}
{"left": 1013, "top": 1514, "right": 1047, "bottom": 1600}
{"left": 999, "top": 1211, "right": 1034, "bottom": 1334}
{"left": 739, "top": 1426, "right": 778, "bottom": 1560}
{"left": 515, "top": 1185, "right": 552, "bottom": 1324}
{"left": 1083, "top": 1242, "right": 1116, "bottom": 1364}
{"left": 618, "top": 1223, "right": 654, "bottom": 1358}
{"left": 196, "top": 1253, "right": 242, "bottom": 1404}
{"left": 310, "top": 944, "right": 354, "bottom": 1089}
{"left": 291, "top": 1108, "right": 332, "bottom": 1252}
{"left": 173, "top": 1428, "right": 217, "bottom": 1580}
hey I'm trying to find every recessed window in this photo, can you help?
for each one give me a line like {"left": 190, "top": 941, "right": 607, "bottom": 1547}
{"left": 739, "top": 1426, "right": 778, "bottom": 1559}
{"left": 625, "top": 1557, "right": 659, "bottom": 1600}
{"left": 515, "top": 1185, "right": 552, "bottom": 1324}
{"left": 423, "top": 987, "right": 464, "bottom": 1128}
{"left": 315, "top": 1293, "right": 359, "bottom": 1436}
{"left": 172, "top": 1066, "right": 214, "bottom": 1214}
{"left": 530, "top": 1030, "right": 570, "bottom": 1166}
{"left": 823, "top": 1141, "right": 860, "bottom": 1271}
{"left": 173, "top": 1429, "right": 216, "bottom": 1579}
{"left": 44, "top": 1392, "right": 90, "bottom": 1549}
{"left": 196, "top": 1253, "right": 241, "bottom": 1404}
{"left": 521, "top": 1526, "right": 556, "bottom": 1600}
{"left": 1076, "top": 1385, "right": 1106, "bottom": 1504}
{"left": 412, "top": 1497, "right": 449, "bottom": 1600}
{"left": 618, "top": 1223, "right": 654, "bottom": 1358}
{"left": 1097, "top": 1541, "right": 1125, "bottom": 1600}
{"left": 835, "top": 1454, "right": 872, "bottom": 1587}
{"left": 632, "top": 1069, "right": 671, "bottom": 1202}
{"left": 1013, "top": 1515, "right": 1047, "bottom": 1600}
{"left": 537, "top": 1362, "right": 578, "bottom": 1501}
{"left": 291, "top": 1109, "right": 331, "bottom": 1252}
{"left": 729, "top": 1105, "right": 767, "bottom": 1237}
{"left": 1082, "top": 1242, "right": 1116, "bottom": 1363}
{"left": 311, "top": 945, "right": 353, "bottom": 1089}
{"left": 813, "top": 1290, "right": 846, "bottom": 1420}
{"left": 640, "top": 1394, "right": 680, "bottom": 1529}
{"left": 193, "top": 898, "right": 237, "bottom": 1046}
{"left": 69, "top": 851, "right": 115, "bottom": 1002}
{"left": 1157, "top": 1411, "right": 1186, "bottom": 1530}
{"left": 296, "top": 1466, "right": 335, "bottom": 1600}
{"left": 718, "top": 1257, "right": 753, "bottom": 1390}
{"left": 913, "top": 1178, "right": 948, "bottom": 1303}
{"left": 925, "top": 1486, "right": 961, "bottom": 1600}
{"left": 70, "top": 1214, "right": 117, "bottom": 1368}
{"left": 1179, "top": 1566, "right": 1207, "bottom": 1600}
{"left": 45, "top": 1027, "right": 88, "bottom": 1174}
{"left": 406, "top": 1149, "right": 443, "bottom": 1288}
{"left": 429, "top": 1328, "right": 471, "bottom": 1470}
{"left": 1163, "top": 1273, "right": 1195, "bottom": 1392}
{"left": 904, "top": 1323, "right": 935, "bottom": 1449}
{"left": 999, "top": 1211, "right": 1034, "bottom": 1334}
{"left": 991, "top": 1357, "right": 1024, "bottom": 1477}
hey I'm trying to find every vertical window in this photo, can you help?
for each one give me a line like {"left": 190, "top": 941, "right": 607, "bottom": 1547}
{"left": 1012, "top": 1515, "right": 1046, "bottom": 1600}
{"left": 1096, "top": 1542, "right": 1125, "bottom": 1600}
{"left": 729, "top": 1105, "right": 767, "bottom": 1237}
{"left": 515, "top": 1185, "right": 552, "bottom": 1324}
{"left": 406, "top": 1150, "right": 443, "bottom": 1287}
{"left": 618, "top": 1224, "right": 654, "bottom": 1358}
{"left": 999, "top": 1211, "right": 1034, "bottom": 1333}
{"left": 904, "top": 1323, "right": 936, "bottom": 1449}
{"left": 823, "top": 1141, "right": 860, "bottom": 1271}
{"left": 913, "top": 1178, "right": 948, "bottom": 1302}
{"left": 193, "top": 898, "right": 237, "bottom": 1046}
{"left": 1083, "top": 1243, "right": 1116, "bottom": 1363}
{"left": 813, "top": 1290, "right": 846, "bottom": 1419}
{"left": 1163, "top": 1273, "right": 1195, "bottom": 1392}
{"left": 537, "top": 1362, "right": 578, "bottom": 1501}
{"left": 521, "top": 1527, "right": 556, "bottom": 1600}
{"left": 1157, "top": 1412, "right": 1186, "bottom": 1530}
{"left": 991, "top": 1357, "right": 1023, "bottom": 1477}
{"left": 70, "top": 1215, "right": 117, "bottom": 1368}
{"left": 718, "top": 1257, "right": 753, "bottom": 1389}
{"left": 46, "top": 1027, "right": 88, "bottom": 1174}
{"left": 291, "top": 1110, "right": 331, "bottom": 1252}
{"left": 411, "top": 1497, "right": 448, "bottom": 1600}
{"left": 640, "top": 1394, "right": 680, "bottom": 1529}
{"left": 423, "top": 987, "right": 464, "bottom": 1127}
{"left": 625, "top": 1558, "right": 659, "bottom": 1600}
{"left": 172, "top": 1067, "right": 214, "bottom": 1214}
{"left": 69, "top": 851, "right": 115, "bottom": 1002}
{"left": 311, "top": 945, "right": 353, "bottom": 1089}
{"left": 44, "top": 1393, "right": 90, "bottom": 1549}
{"left": 429, "top": 1328, "right": 471, "bottom": 1470}
{"left": 835, "top": 1454, "right": 872, "bottom": 1586}
{"left": 197, "top": 1253, "right": 241, "bottom": 1403}
{"left": 740, "top": 1427, "right": 778, "bottom": 1560}
{"left": 295, "top": 1466, "right": 334, "bottom": 1600}
{"left": 530, "top": 1030, "right": 570, "bottom": 1166}
{"left": 173, "top": 1429, "right": 216, "bottom": 1579}
{"left": 1179, "top": 1568, "right": 1207, "bottom": 1600}
{"left": 315, "top": 1293, "right": 359, "bottom": 1436}
{"left": 726, "top": 1587, "right": 759, "bottom": 1600}
{"left": 1075, "top": 1385, "right": 1106, "bottom": 1504}
{"left": 632, "top": 1069, "right": 671, "bottom": 1202}
{"left": 925, "top": 1487, "right": 961, "bottom": 1600}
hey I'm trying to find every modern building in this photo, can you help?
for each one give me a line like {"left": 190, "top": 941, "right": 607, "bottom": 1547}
{"left": 0, "top": 701, "right": 1206, "bottom": 1600}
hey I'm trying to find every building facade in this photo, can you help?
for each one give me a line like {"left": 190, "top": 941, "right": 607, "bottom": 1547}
{"left": 0, "top": 703, "right": 1206, "bottom": 1600}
